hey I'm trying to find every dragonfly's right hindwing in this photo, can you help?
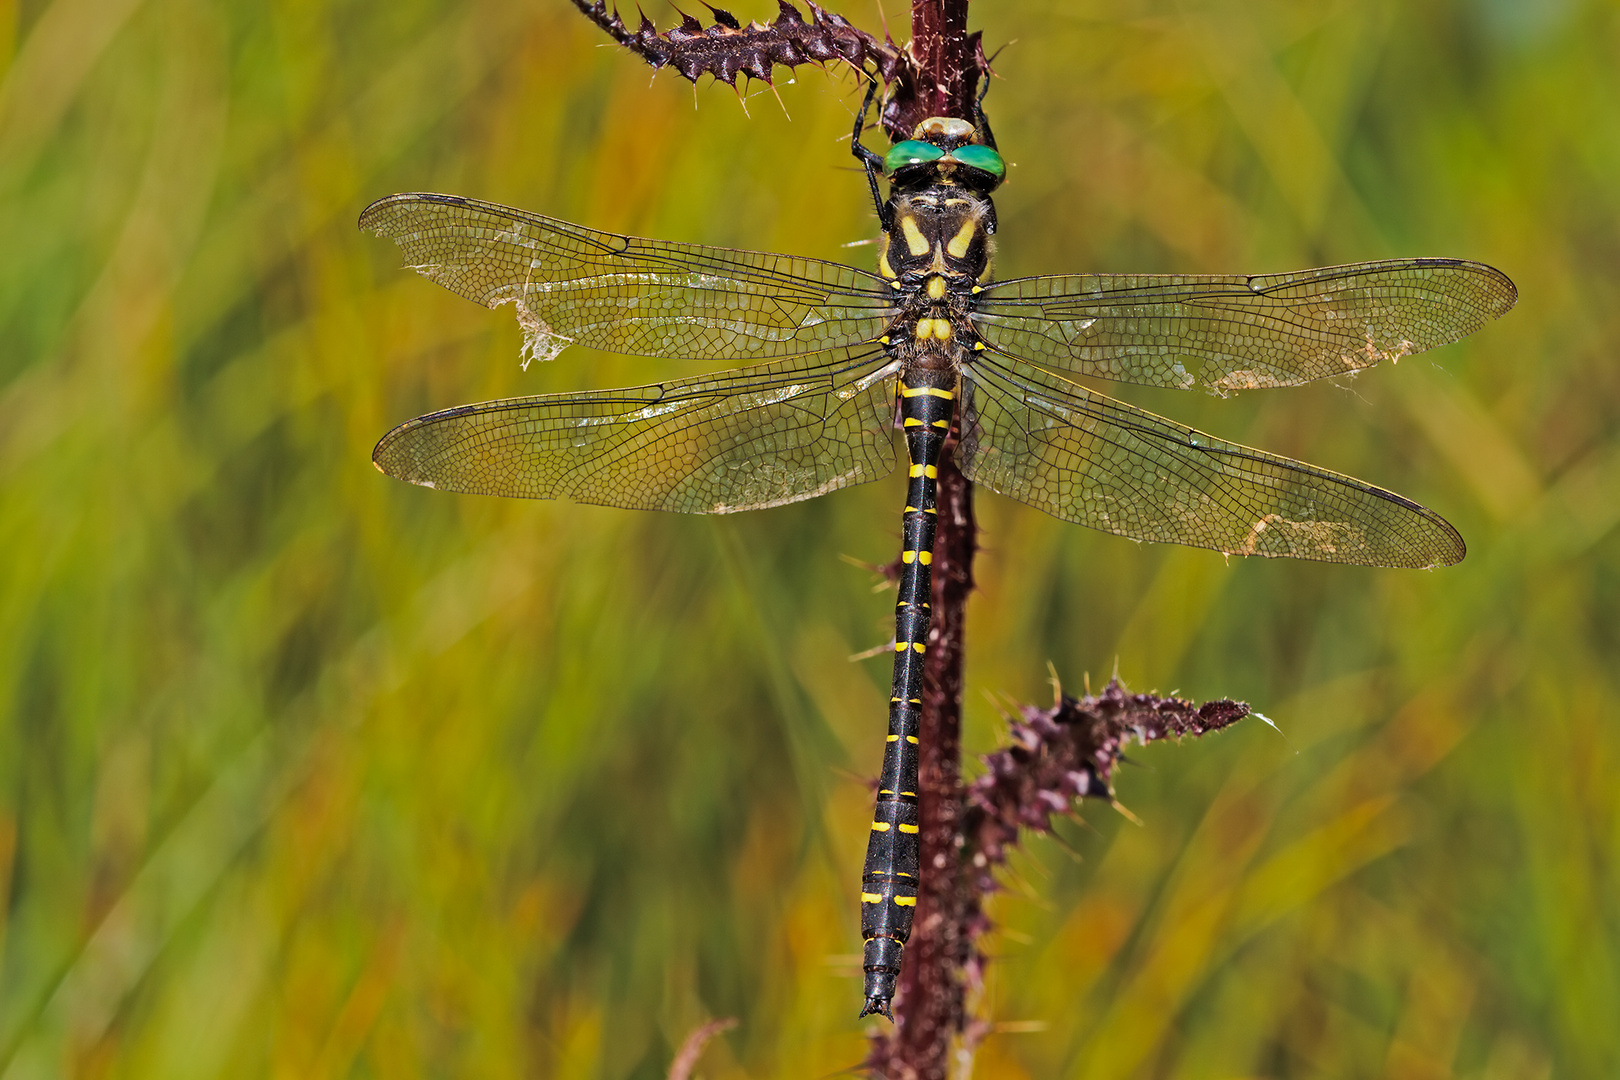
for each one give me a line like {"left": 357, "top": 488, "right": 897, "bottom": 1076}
{"left": 958, "top": 353, "right": 1466, "bottom": 568}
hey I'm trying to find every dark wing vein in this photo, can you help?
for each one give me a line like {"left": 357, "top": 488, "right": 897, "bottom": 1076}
{"left": 360, "top": 193, "right": 895, "bottom": 364}
{"left": 958, "top": 354, "right": 1464, "bottom": 567}
{"left": 373, "top": 348, "right": 901, "bottom": 513}
{"left": 972, "top": 258, "right": 1517, "bottom": 393}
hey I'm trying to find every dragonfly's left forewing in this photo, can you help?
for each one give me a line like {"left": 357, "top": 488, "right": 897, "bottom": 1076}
{"left": 360, "top": 193, "right": 896, "bottom": 365}
{"left": 957, "top": 354, "right": 1465, "bottom": 568}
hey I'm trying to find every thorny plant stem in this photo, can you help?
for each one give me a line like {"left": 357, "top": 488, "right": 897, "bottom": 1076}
{"left": 551, "top": 1, "right": 1255, "bottom": 1076}
{"left": 904, "top": 0, "right": 975, "bottom": 122}
{"left": 869, "top": 7, "right": 977, "bottom": 1076}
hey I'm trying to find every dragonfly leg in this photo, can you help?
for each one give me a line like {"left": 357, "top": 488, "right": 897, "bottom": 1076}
{"left": 972, "top": 77, "right": 997, "bottom": 150}
{"left": 852, "top": 75, "right": 891, "bottom": 228}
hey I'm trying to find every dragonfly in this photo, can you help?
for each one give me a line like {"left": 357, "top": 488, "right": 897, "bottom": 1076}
{"left": 361, "top": 84, "right": 1516, "bottom": 1021}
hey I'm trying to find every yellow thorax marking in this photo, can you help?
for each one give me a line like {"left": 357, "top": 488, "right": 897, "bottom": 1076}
{"left": 926, "top": 275, "right": 947, "bottom": 300}
{"left": 947, "top": 220, "right": 978, "bottom": 259}
{"left": 877, "top": 231, "right": 895, "bottom": 279}
{"left": 899, "top": 215, "right": 930, "bottom": 257}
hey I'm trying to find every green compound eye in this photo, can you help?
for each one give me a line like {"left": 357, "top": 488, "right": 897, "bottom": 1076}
{"left": 950, "top": 143, "right": 1006, "bottom": 184}
{"left": 884, "top": 140, "right": 945, "bottom": 174}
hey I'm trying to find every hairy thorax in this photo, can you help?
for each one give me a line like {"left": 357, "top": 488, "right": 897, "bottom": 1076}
{"left": 878, "top": 188, "right": 996, "bottom": 375}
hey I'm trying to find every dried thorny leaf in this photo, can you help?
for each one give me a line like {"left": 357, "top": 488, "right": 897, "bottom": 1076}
{"left": 570, "top": 0, "right": 903, "bottom": 89}
{"left": 866, "top": 675, "right": 1245, "bottom": 1076}
{"left": 862, "top": 680, "right": 1249, "bottom": 1069}
{"left": 571, "top": 0, "right": 995, "bottom": 146}
{"left": 964, "top": 680, "right": 1250, "bottom": 893}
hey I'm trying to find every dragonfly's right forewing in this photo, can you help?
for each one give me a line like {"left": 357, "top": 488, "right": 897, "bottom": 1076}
{"left": 972, "top": 259, "right": 1517, "bottom": 394}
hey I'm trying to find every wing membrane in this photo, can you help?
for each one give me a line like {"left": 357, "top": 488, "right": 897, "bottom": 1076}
{"left": 360, "top": 193, "right": 894, "bottom": 364}
{"left": 972, "top": 259, "right": 1516, "bottom": 393}
{"left": 373, "top": 349, "right": 901, "bottom": 513}
{"left": 957, "top": 355, "right": 1464, "bottom": 568}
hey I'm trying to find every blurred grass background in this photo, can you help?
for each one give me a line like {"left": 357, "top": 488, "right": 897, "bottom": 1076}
{"left": 0, "top": 0, "right": 1615, "bottom": 1076}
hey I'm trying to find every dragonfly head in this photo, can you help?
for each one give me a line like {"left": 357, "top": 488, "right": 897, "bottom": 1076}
{"left": 883, "top": 116, "right": 1006, "bottom": 195}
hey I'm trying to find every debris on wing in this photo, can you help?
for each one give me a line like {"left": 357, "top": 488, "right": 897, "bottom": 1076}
{"left": 492, "top": 294, "right": 573, "bottom": 369}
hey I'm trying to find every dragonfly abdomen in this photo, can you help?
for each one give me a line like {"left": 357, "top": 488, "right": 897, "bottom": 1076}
{"left": 859, "top": 369, "right": 956, "bottom": 1020}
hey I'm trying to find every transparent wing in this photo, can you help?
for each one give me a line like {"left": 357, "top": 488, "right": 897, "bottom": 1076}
{"left": 373, "top": 349, "right": 901, "bottom": 513}
{"left": 360, "top": 193, "right": 895, "bottom": 364}
{"left": 972, "top": 259, "right": 1516, "bottom": 393}
{"left": 958, "top": 354, "right": 1464, "bottom": 567}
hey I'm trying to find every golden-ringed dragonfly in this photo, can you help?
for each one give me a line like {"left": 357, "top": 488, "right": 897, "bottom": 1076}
{"left": 361, "top": 87, "right": 1516, "bottom": 1021}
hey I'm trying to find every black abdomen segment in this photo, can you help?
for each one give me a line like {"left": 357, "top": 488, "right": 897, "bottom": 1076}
{"left": 859, "top": 371, "right": 956, "bottom": 1020}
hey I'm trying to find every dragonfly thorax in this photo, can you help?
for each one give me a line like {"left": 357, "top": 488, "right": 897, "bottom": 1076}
{"left": 879, "top": 190, "right": 994, "bottom": 282}
{"left": 876, "top": 184, "right": 994, "bottom": 374}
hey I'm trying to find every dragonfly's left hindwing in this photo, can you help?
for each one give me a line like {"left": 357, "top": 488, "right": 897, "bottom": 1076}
{"left": 373, "top": 348, "right": 901, "bottom": 513}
